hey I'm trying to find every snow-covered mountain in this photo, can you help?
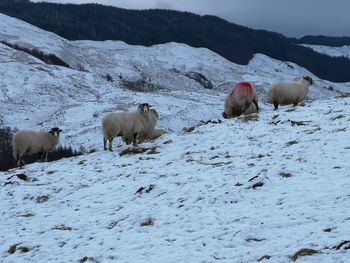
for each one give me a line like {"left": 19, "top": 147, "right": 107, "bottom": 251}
{"left": 303, "top": 44, "right": 350, "bottom": 59}
{"left": 1, "top": 13, "right": 350, "bottom": 263}
{"left": 0, "top": 13, "right": 349, "bottom": 150}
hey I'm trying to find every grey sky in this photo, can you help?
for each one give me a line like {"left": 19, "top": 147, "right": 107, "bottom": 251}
{"left": 30, "top": 0, "right": 350, "bottom": 37}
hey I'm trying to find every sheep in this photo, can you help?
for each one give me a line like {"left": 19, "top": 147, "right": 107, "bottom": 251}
{"left": 222, "top": 82, "right": 259, "bottom": 119}
{"left": 268, "top": 76, "right": 314, "bottom": 109}
{"left": 12, "top": 127, "right": 62, "bottom": 167}
{"left": 137, "top": 108, "right": 165, "bottom": 143}
{"left": 102, "top": 103, "right": 152, "bottom": 151}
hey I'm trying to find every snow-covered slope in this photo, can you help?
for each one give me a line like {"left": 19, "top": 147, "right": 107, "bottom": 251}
{"left": 0, "top": 13, "right": 349, "bottom": 151}
{"left": 1, "top": 97, "right": 350, "bottom": 263}
{"left": 1, "top": 13, "right": 350, "bottom": 263}
{"left": 303, "top": 44, "right": 350, "bottom": 59}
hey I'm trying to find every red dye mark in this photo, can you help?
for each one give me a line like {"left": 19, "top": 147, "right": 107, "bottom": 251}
{"left": 228, "top": 82, "right": 253, "bottom": 97}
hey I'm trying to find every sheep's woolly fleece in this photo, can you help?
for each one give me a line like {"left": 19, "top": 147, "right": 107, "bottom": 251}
{"left": 1, "top": 97, "right": 350, "bottom": 263}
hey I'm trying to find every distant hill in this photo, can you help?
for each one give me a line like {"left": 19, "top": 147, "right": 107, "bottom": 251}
{"left": 296, "top": 36, "right": 350, "bottom": 47}
{"left": 1, "top": 0, "right": 350, "bottom": 82}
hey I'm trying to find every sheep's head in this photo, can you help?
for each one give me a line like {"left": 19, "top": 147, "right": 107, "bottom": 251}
{"left": 49, "top": 127, "right": 62, "bottom": 140}
{"left": 137, "top": 103, "right": 151, "bottom": 114}
{"left": 222, "top": 111, "right": 228, "bottom": 119}
{"left": 303, "top": 76, "right": 314, "bottom": 85}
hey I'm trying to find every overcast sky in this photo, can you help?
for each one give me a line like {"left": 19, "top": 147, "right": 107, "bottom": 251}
{"left": 30, "top": 0, "right": 350, "bottom": 37}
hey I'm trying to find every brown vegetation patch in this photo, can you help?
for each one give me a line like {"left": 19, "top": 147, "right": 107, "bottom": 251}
{"left": 140, "top": 217, "right": 154, "bottom": 227}
{"left": 279, "top": 172, "right": 293, "bottom": 178}
{"left": 7, "top": 244, "right": 30, "bottom": 254}
{"left": 257, "top": 255, "right": 271, "bottom": 261}
{"left": 290, "top": 248, "right": 322, "bottom": 261}
{"left": 331, "top": 114, "right": 345, "bottom": 121}
{"left": 289, "top": 120, "right": 311, "bottom": 126}
{"left": 336, "top": 93, "right": 350, "bottom": 99}
{"left": 240, "top": 114, "right": 259, "bottom": 122}
{"left": 286, "top": 140, "right": 298, "bottom": 146}
{"left": 36, "top": 195, "right": 49, "bottom": 203}
{"left": 333, "top": 240, "right": 350, "bottom": 250}
{"left": 120, "top": 147, "right": 149, "bottom": 156}
{"left": 52, "top": 225, "right": 73, "bottom": 231}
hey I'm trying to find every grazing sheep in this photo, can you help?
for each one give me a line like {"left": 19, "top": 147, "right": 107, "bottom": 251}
{"left": 12, "top": 127, "right": 62, "bottom": 167}
{"left": 268, "top": 76, "right": 314, "bottom": 109}
{"left": 102, "top": 103, "right": 152, "bottom": 151}
{"left": 222, "top": 82, "right": 259, "bottom": 119}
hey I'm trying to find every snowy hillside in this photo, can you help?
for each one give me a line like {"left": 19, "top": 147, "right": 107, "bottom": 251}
{"left": 1, "top": 12, "right": 350, "bottom": 263}
{"left": 303, "top": 44, "right": 350, "bottom": 59}
{"left": 1, "top": 96, "right": 350, "bottom": 263}
{"left": 1, "top": 13, "right": 349, "bottom": 150}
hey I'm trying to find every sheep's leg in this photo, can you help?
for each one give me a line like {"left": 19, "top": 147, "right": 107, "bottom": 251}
{"left": 44, "top": 152, "right": 49, "bottom": 162}
{"left": 253, "top": 99, "right": 259, "bottom": 111}
{"left": 108, "top": 138, "right": 113, "bottom": 152}
{"left": 17, "top": 156, "right": 25, "bottom": 167}
{"left": 38, "top": 151, "right": 44, "bottom": 162}
{"left": 293, "top": 101, "right": 298, "bottom": 107}
{"left": 103, "top": 138, "right": 107, "bottom": 151}
{"left": 274, "top": 102, "right": 279, "bottom": 110}
{"left": 132, "top": 133, "right": 138, "bottom": 146}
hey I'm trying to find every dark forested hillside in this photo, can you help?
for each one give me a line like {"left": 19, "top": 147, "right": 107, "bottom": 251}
{"left": 1, "top": 0, "right": 350, "bottom": 82}
{"left": 297, "top": 36, "right": 350, "bottom": 47}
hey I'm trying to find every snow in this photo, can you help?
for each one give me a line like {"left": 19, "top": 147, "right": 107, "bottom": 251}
{"left": 1, "top": 12, "right": 350, "bottom": 263}
{"left": 303, "top": 44, "right": 350, "bottom": 59}
{"left": 1, "top": 97, "right": 350, "bottom": 263}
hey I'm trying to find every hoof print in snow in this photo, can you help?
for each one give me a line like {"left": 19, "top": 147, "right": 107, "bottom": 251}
{"left": 36, "top": 195, "right": 49, "bottom": 203}
{"left": 290, "top": 248, "right": 322, "bottom": 261}
{"left": 140, "top": 217, "right": 154, "bottom": 227}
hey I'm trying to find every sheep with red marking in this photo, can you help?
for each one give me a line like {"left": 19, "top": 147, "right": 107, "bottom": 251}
{"left": 222, "top": 82, "right": 259, "bottom": 118}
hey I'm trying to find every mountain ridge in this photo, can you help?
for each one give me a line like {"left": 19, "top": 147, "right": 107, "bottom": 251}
{"left": 1, "top": 0, "right": 350, "bottom": 82}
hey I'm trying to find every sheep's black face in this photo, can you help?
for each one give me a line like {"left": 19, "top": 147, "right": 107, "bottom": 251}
{"left": 49, "top": 127, "right": 62, "bottom": 139}
{"left": 137, "top": 103, "right": 151, "bottom": 113}
{"left": 303, "top": 76, "right": 314, "bottom": 85}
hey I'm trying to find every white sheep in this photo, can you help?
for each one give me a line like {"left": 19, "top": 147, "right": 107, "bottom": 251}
{"left": 268, "top": 76, "right": 314, "bottom": 109}
{"left": 137, "top": 108, "right": 165, "bottom": 143}
{"left": 12, "top": 127, "right": 62, "bottom": 167}
{"left": 222, "top": 82, "right": 259, "bottom": 118}
{"left": 102, "top": 103, "right": 152, "bottom": 151}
